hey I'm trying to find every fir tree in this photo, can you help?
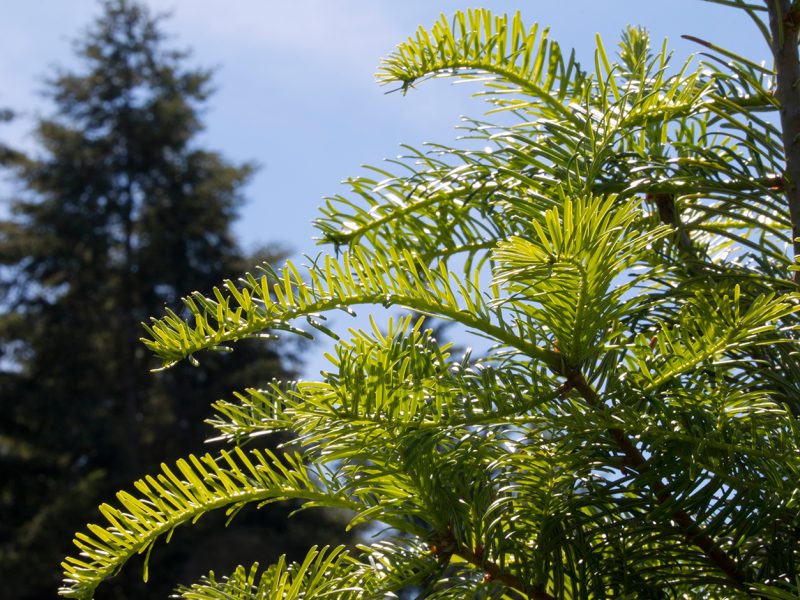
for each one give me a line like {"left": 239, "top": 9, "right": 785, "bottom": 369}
{"left": 61, "top": 1, "right": 800, "bottom": 598}
{"left": 0, "top": 2, "right": 339, "bottom": 598}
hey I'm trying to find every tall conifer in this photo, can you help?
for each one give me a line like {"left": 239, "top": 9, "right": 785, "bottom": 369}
{"left": 0, "top": 2, "right": 338, "bottom": 597}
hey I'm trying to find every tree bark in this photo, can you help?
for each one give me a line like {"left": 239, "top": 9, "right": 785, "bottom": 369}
{"left": 767, "top": 1, "right": 800, "bottom": 283}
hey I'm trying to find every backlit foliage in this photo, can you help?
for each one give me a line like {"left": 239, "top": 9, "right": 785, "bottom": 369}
{"left": 62, "top": 4, "right": 800, "bottom": 598}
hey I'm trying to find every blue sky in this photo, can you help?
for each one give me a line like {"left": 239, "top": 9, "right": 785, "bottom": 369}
{"left": 0, "top": 1, "right": 769, "bottom": 376}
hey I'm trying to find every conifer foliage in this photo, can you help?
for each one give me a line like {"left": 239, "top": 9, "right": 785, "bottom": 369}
{"left": 62, "top": 2, "right": 799, "bottom": 598}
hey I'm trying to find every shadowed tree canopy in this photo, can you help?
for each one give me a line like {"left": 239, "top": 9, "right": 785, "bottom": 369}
{"left": 0, "top": 2, "right": 344, "bottom": 598}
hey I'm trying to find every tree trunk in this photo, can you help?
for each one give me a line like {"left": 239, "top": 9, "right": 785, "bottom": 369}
{"left": 767, "top": 1, "right": 800, "bottom": 283}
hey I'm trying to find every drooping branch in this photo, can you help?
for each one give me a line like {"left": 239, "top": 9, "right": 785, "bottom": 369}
{"left": 767, "top": 0, "right": 800, "bottom": 281}
{"left": 565, "top": 369, "right": 752, "bottom": 594}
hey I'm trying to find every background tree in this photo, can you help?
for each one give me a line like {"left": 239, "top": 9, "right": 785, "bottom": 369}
{"left": 0, "top": 1, "right": 343, "bottom": 598}
{"left": 61, "top": 1, "right": 799, "bottom": 598}
{"left": 0, "top": 108, "right": 18, "bottom": 165}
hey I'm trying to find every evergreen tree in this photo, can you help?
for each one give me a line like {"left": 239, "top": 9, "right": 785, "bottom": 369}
{"left": 61, "top": 1, "right": 800, "bottom": 599}
{"left": 0, "top": 2, "right": 338, "bottom": 598}
{"left": 0, "top": 108, "right": 17, "bottom": 165}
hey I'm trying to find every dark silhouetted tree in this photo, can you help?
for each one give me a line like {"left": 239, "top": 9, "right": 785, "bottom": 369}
{"left": 0, "top": 2, "right": 342, "bottom": 598}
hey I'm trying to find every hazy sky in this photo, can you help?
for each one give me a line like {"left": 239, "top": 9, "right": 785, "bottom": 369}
{"left": 0, "top": 1, "right": 768, "bottom": 376}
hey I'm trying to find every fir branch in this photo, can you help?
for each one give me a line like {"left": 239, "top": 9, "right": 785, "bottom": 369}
{"left": 455, "top": 541, "right": 556, "bottom": 600}
{"left": 60, "top": 449, "right": 360, "bottom": 599}
{"left": 566, "top": 369, "right": 752, "bottom": 593}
